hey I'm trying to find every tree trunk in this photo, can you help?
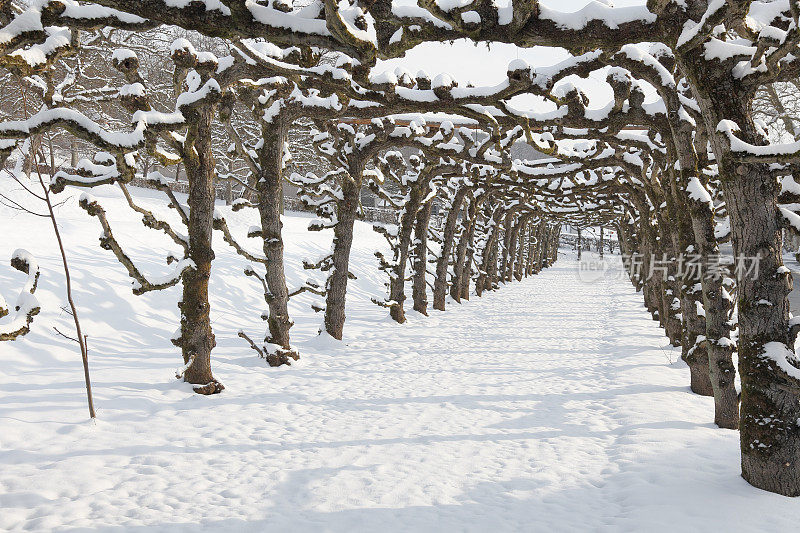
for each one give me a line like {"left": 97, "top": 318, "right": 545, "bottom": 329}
{"left": 532, "top": 222, "right": 545, "bottom": 273}
{"left": 526, "top": 221, "right": 538, "bottom": 276}
{"left": 662, "top": 179, "right": 711, "bottom": 393}
{"left": 499, "top": 209, "right": 517, "bottom": 282}
{"left": 551, "top": 225, "right": 560, "bottom": 263}
{"left": 489, "top": 237, "right": 500, "bottom": 289}
{"left": 460, "top": 211, "right": 478, "bottom": 301}
{"left": 514, "top": 219, "right": 528, "bottom": 281}
{"left": 504, "top": 214, "right": 521, "bottom": 281}
{"left": 631, "top": 193, "right": 662, "bottom": 321}
{"left": 537, "top": 223, "right": 549, "bottom": 271}
{"left": 724, "top": 162, "right": 799, "bottom": 493}
{"left": 452, "top": 194, "right": 477, "bottom": 302}
{"left": 653, "top": 187, "right": 684, "bottom": 348}
{"left": 256, "top": 120, "right": 297, "bottom": 364}
{"left": 434, "top": 186, "right": 468, "bottom": 310}
{"left": 176, "top": 105, "right": 222, "bottom": 394}
{"left": 478, "top": 205, "right": 503, "bottom": 294}
{"left": 412, "top": 194, "right": 434, "bottom": 315}
{"left": 389, "top": 182, "right": 425, "bottom": 323}
{"left": 324, "top": 176, "right": 360, "bottom": 339}
{"left": 688, "top": 194, "right": 739, "bottom": 426}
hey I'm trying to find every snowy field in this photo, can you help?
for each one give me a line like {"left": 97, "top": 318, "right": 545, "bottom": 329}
{"left": 1, "top": 185, "right": 799, "bottom": 532}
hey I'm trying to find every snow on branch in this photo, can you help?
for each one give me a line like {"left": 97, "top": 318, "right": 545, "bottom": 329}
{"left": 0, "top": 250, "right": 41, "bottom": 341}
{"left": 0, "top": 107, "right": 146, "bottom": 151}
{"left": 717, "top": 119, "right": 800, "bottom": 163}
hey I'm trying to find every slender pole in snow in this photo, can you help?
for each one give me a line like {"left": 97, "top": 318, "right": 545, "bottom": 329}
{"left": 36, "top": 169, "right": 96, "bottom": 419}
{"left": 16, "top": 82, "right": 95, "bottom": 418}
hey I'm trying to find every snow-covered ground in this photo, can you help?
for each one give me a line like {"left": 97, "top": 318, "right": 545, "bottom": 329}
{"left": 2, "top": 185, "right": 799, "bottom": 531}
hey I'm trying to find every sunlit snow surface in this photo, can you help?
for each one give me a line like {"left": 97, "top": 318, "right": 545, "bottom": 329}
{"left": 1, "top": 184, "right": 797, "bottom": 531}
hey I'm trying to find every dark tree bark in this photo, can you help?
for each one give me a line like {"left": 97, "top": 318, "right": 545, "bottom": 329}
{"left": 526, "top": 221, "right": 539, "bottom": 276}
{"left": 514, "top": 218, "right": 529, "bottom": 281}
{"left": 487, "top": 234, "right": 500, "bottom": 290}
{"left": 650, "top": 183, "right": 684, "bottom": 348}
{"left": 255, "top": 119, "right": 297, "bottom": 363}
{"left": 688, "top": 188, "right": 739, "bottom": 426}
{"left": 174, "top": 102, "right": 223, "bottom": 393}
{"left": 324, "top": 174, "right": 361, "bottom": 339}
{"left": 533, "top": 221, "right": 546, "bottom": 273}
{"left": 504, "top": 211, "right": 525, "bottom": 282}
{"left": 617, "top": 218, "right": 641, "bottom": 290}
{"left": 537, "top": 223, "right": 550, "bottom": 272}
{"left": 477, "top": 203, "right": 504, "bottom": 295}
{"left": 411, "top": 190, "right": 434, "bottom": 315}
{"left": 452, "top": 193, "right": 478, "bottom": 302}
{"left": 661, "top": 174, "right": 711, "bottom": 395}
{"left": 630, "top": 191, "right": 663, "bottom": 323}
{"left": 499, "top": 207, "right": 519, "bottom": 282}
{"left": 460, "top": 205, "right": 479, "bottom": 301}
{"left": 388, "top": 179, "right": 426, "bottom": 323}
{"left": 551, "top": 225, "right": 561, "bottom": 263}
{"left": 684, "top": 55, "right": 800, "bottom": 494}
{"left": 433, "top": 185, "right": 469, "bottom": 310}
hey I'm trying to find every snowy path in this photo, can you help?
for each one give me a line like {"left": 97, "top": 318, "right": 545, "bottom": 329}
{"left": 2, "top": 256, "right": 798, "bottom": 531}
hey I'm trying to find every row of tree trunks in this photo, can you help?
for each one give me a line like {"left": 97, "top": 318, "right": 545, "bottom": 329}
{"left": 677, "top": 50, "right": 800, "bottom": 495}
{"left": 619, "top": 170, "right": 738, "bottom": 428}
{"left": 387, "top": 178, "right": 428, "bottom": 323}
{"left": 451, "top": 193, "right": 479, "bottom": 303}
{"left": 433, "top": 186, "right": 469, "bottom": 310}
{"left": 409, "top": 191, "right": 560, "bottom": 317}
{"left": 668, "top": 115, "right": 738, "bottom": 429}
{"left": 707, "top": 113, "right": 799, "bottom": 494}
{"left": 476, "top": 203, "right": 504, "bottom": 296}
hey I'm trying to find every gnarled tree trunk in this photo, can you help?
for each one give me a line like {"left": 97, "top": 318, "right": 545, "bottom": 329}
{"left": 175, "top": 104, "right": 222, "bottom": 394}
{"left": 514, "top": 218, "right": 528, "bottom": 281}
{"left": 434, "top": 186, "right": 468, "bottom": 310}
{"left": 255, "top": 119, "right": 297, "bottom": 364}
{"left": 388, "top": 181, "right": 426, "bottom": 323}
{"left": 324, "top": 175, "right": 361, "bottom": 339}
{"left": 411, "top": 192, "right": 434, "bottom": 315}
{"left": 452, "top": 194, "right": 478, "bottom": 302}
